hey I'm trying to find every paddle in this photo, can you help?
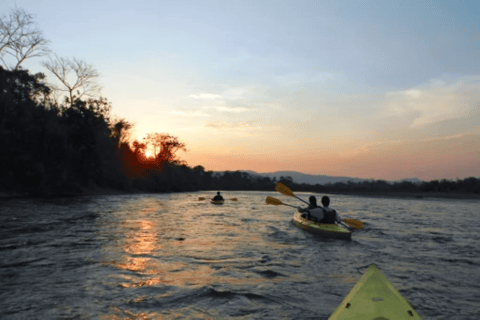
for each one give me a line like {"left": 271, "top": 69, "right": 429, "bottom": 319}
{"left": 342, "top": 218, "right": 363, "bottom": 229}
{"left": 265, "top": 196, "right": 298, "bottom": 208}
{"left": 274, "top": 182, "right": 363, "bottom": 229}
{"left": 275, "top": 182, "right": 310, "bottom": 205}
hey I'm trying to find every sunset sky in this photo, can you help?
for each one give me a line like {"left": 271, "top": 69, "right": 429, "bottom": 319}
{"left": 2, "top": 0, "right": 479, "bottom": 181}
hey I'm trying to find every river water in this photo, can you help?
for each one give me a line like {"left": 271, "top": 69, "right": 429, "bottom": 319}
{"left": 1, "top": 191, "right": 479, "bottom": 319}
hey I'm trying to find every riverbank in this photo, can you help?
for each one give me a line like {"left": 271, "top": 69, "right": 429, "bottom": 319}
{"left": 326, "top": 190, "right": 480, "bottom": 200}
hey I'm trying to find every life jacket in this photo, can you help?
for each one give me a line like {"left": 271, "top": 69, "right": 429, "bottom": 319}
{"left": 320, "top": 207, "right": 336, "bottom": 224}
{"left": 307, "top": 208, "right": 324, "bottom": 221}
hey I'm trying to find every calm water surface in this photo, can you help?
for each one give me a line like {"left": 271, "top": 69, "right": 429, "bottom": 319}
{"left": 1, "top": 191, "right": 479, "bottom": 319}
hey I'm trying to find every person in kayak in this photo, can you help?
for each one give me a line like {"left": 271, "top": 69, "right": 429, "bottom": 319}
{"left": 297, "top": 196, "right": 325, "bottom": 222}
{"left": 319, "top": 196, "right": 343, "bottom": 224}
{"left": 298, "top": 195, "right": 343, "bottom": 224}
{"left": 212, "top": 191, "right": 224, "bottom": 201}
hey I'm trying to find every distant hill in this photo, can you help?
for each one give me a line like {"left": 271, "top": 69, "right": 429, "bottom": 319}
{"left": 397, "top": 178, "right": 423, "bottom": 184}
{"left": 216, "top": 170, "right": 423, "bottom": 185}
{"left": 256, "top": 171, "right": 366, "bottom": 185}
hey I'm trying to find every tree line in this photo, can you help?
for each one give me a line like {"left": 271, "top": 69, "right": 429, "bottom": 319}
{"left": 280, "top": 177, "right": 480, "bottom": 196}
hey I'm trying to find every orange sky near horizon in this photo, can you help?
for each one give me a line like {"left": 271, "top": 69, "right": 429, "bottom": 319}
{"left": 178, "top": 132, "right": 479, "bottom": 181}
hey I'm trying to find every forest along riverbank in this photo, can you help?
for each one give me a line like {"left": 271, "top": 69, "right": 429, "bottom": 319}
{"left": 326, "top": 190, "right": 480, "bottom": 200}
{"left": 1, "top": 191, "right": 479, "bottom": 319}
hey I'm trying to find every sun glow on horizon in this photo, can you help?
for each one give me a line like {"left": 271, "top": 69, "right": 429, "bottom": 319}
{"left": 145, "top": 150, "right": 154, "bottom": 159}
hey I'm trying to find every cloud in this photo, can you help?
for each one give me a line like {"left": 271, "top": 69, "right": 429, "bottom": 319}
{"left": 188, "top": 87, "right": 256, "bottom": 108}
{"left": 215, "top": 106, "right": 251, "bottom": 113}
{"left": 205, "top": 121, "right": 261, "bottom": 130}
{"left": 189, "top": 93, "right": 221, "bottom": 99}
{"left": 169, "top": 110, "right": 211, "bottom": 117}
{"left": 383, "top": 76, "right": 480, "bottom": 127}
{"left": 339, "top": 133, "right": 479, "bottom": 158}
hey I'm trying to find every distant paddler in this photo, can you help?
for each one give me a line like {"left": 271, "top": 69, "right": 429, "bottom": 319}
{"left": 212, "top": 191, "right": 224, "bottom": 201}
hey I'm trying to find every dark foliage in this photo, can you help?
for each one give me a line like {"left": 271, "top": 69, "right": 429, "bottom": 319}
{"left": 280, "top": 177, "right": 480, "bottom": 196}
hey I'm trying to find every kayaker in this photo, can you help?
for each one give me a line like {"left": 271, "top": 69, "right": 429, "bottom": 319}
{"left": 212, "top": 191, "right": 224, "bottom": 201}
{"left": 297, "top": 196, "right": 325, "bottom": 222}
{"left": 319, "top": 196, "right": 343, "bottom": 224}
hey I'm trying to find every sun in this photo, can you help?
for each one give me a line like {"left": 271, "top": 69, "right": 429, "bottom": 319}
{"left": 145, "top": 150, "right": 154, "bottom": 159}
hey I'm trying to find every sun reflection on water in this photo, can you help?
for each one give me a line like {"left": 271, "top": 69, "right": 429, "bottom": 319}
{"left": 124, "top": 220, "right": 158, "bottom": 255}
{"left": 99, "top": 195, "right": 301, "bottom": 318}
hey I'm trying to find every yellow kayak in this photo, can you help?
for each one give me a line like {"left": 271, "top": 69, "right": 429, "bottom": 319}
{"left": 293, "top": 212, "right": 351, "bottom": 240}
{"left": 210, "top": 199, "right": 225, "bottom": 205}
{"left": 329, "top": 264, "right": 422, "bottom": 319}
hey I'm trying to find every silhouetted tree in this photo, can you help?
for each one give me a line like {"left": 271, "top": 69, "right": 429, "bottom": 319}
{"left": 0, "top": 66, "right": 54, "bottom": 192}
{"left": 279, "top": 176, "right": 294, "bottom": 185}
{"left": 42, "top": 55, "right": 101, "bottom": 106}
{"left": 0, "top": 7, "right": 50, "bottom": 70}
{"left": 111, "top": 118, "right": 132, "bottom": 148}
{"left": 143, "top": 133, "right": 186, "bottom": 165}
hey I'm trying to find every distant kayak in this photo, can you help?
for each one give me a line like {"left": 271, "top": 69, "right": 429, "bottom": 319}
{"left": 210, "top": 199, "right": 225, "bottom": 205}
{"left": 329, "top": 264, "right": 422, "bottom": 319}
{"left": 292, "top": 212, "right": 351, "bottom": 240}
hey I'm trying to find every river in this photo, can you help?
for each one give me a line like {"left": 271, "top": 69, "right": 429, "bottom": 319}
{"left": 1, "top": 191, "right": 479, "bottom": 319}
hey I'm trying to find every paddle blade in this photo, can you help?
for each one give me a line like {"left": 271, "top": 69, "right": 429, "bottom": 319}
{"left": 343, "top": 218, "right": 363, "bottom": 229}
{"left": 198, "top": 197, "right": 206, "bottom": 201}
{"left": 275, "top": 182, "right": 295, "bottom": 197}
{"left": 230, "top": 198, "right": 238, "bottom": 201}
{"left": 265, "top": 196, "right": 283, "bottom": 206}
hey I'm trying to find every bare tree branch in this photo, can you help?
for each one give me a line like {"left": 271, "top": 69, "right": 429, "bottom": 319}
{"left": 0, "top": 7, "right": 50, "bottom": 70}
{"left": 42, "top": 55, "right": 102, "bottom": 106}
